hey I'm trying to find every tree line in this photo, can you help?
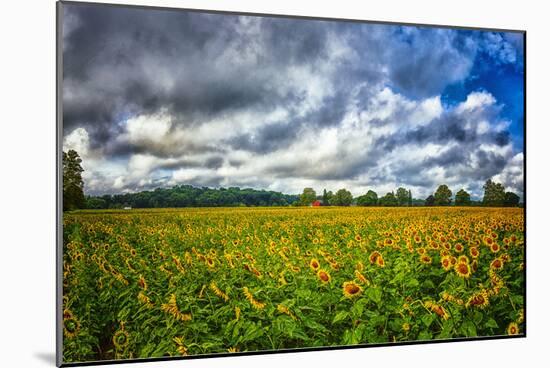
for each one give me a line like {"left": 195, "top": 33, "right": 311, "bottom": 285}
{"left": 86, "top": 186, "right": 299, "bottom": 209}
{"left": 296, "top": 181, "right": 521, "bottom": 207}
{"left": 63, "top": 150, "right": 522, "bottom": 210}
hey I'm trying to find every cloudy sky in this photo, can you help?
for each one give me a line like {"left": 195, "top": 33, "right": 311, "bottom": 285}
{"left": 62, "top": 3, "right": 524, "bottom": 199}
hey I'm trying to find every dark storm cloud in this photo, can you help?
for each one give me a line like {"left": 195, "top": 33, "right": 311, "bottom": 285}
{"left": 62, "top": 3, "right": 524, "bottom": 197}
{"left": 422, "top": 146, "right": 469, "bottom": 167}
{"left": 62, "top": 4, "right": 344, "bottom": 154}
{"left": 228, "top": 121, "right": 301, "bottom": 154}
{"left": 380, "top": 27, "right": 477, "bottom": 98}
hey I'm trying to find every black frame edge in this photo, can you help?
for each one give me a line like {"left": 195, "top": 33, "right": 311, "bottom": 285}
{"left": 56, "top": 1, "right": 64, "bottom": 367}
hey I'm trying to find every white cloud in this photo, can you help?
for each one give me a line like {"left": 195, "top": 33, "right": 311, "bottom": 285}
{"left": 63, "top": 127, "right": 90, "bottom": 156}
{"left": 456, "top": 91, "right": 496, "bottom": 113}
{"left": 126, "top": 113, "right": 172, "bottom": 143}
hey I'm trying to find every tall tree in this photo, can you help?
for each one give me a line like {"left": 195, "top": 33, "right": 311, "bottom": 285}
{"left": 504, "top": 192, "right": 520, "bottom": 207}
{"left": 482, "top": 179, "right": 506, "bottom": 206}
{"left": 408, "top": 190, "right": 413, "bottom": 207}
{"left": 322, "top": 189, "right": 330, "bottom": 206}
{"left": 329, "top": 188, "right": 353, "bottom": 206}
{"left": 425, "top": 194, "right": 435, "bottom": 206}
{"left": 356, "top": 190, "right": 378, "bottom": 206}
{"left": 299, "top": 187, "right": 317, "bottom": 206}
{"left": 63, "top": 150, "right": 86, "bottom": 211}
{"left": 434, "top": 184, "right": 452, "bottom": 206}
{"left": 379, "top": 192, "right": 398, "bottom": 207}
{"left": 396, "top": 187, "right": 409, "bottom": 206}
{"left": 455, "top": 189, "right": 471, "bottom": 206}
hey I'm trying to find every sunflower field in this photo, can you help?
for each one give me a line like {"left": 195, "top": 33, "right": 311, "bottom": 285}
{"left": 62, "top": 207, "right": 525, "bottom": 362}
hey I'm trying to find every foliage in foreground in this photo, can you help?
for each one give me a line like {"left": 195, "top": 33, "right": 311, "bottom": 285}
{"left": 62, "top": 207, "right": 524, "bottom": 362}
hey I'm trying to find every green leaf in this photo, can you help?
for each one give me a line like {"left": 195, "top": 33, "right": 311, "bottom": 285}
{"left": 422, "top": 279, "right": 435, "bottom": 290}
{"left": 473, "top": 311, "right": 483, "bottom": 324}
{"left": 303, "top": 318, "right": 329, "bottom": 333}
{"left": 461, "top": 321, "right": 477, "bottom": 337}
{"left": 351, "top": 298, "right": 368, "bottom": 317}
{"left": 333, "top": 310, "right": 349, "bottom": 324}
{"left": 485, "top": 318, "right": 499, "bottom": 329}
{"left": 367, "top": 288, "right": 382, "bottom": 304}
{"left": 421, "top": 313, "right": 434, "bottom": 327}
{"left": 418, "top": 331, "right": 432, "bottom": 340}
{"left": 242, "top": 322, "right": 264, "bottom": 342}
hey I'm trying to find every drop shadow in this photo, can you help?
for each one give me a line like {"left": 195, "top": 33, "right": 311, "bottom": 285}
{"left": 34, "top": 352, "right": 57, "bottom": 366}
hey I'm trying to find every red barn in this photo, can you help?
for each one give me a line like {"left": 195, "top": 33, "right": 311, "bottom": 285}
{"left": 311, "top": 200, "right": 321, "bottom": 207}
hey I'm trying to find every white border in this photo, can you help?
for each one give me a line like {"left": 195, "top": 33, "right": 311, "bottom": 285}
{"left": 1, "top": 1, "right": 549, "bottom": 367}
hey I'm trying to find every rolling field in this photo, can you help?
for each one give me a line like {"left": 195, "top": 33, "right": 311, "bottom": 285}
{"left": 62, "top": 206, "right": 525, "bottom": 362}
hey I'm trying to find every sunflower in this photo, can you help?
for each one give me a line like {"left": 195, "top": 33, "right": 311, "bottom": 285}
{"left": 467, "top": 290, "right": 490, "bottom": 308}
{"left": 420, "top": 255, "right": 432, "bottom": 264}
{"left": 517, "top": 308, "right": 524, "bottom": 324}
{"left": 507, "top": 322, "right": 519, "bottom": 335}
{"left": 432, "top": 304, "right": 449, "bottom": 320}
{"left": 137, "top": 291, "right": 154, "bottom": 309}
{"left": 161, "top": 294, "right": 192, "bottom": 321}
{"left": 454, "top": 262, "right": 471, "bottom": 278}
{"left": 317, "top": 269, "right": 331, "bottom": 284}
{"left": 441, "top": 256, "right": 452, "bottom": 271}
{"left": 277, "top": 304, "right": 297, "bottom": 320}
{"left": 227, "top": 347, "right": 239, "bottom": 353}
{"left": 210, "top": 281, "right": 230, "bottom": 302}
{"left": 184, "top": 251, "right": 193, "bottom": 265}
{"left": 63, "top": 313, "right": 80, "bottom": 339}
{"left": 342, "top": 281, "right": 362, "bottom": 298}
{"left": 173, "top": 336, "right": 188, "bottom": 356}
{"left": 490, "top": 258, "right": 504, "bottom": 270}
{"left": 309, "top": 258, "right": 321, "bottom": 271}
{"left": 471, "top": 259, "right": 478, "bottom": 272}
{"left": 490, "top": 243, "right": 501, "bottom": 253}
{"left": 243, "top": 287, "right": 266, "bottom": 310}
{"left": 354, "top": 269, "right": 369, "bottom": 285}
{"left": 469, "top": 247, "right": 480, "bottom": 258}
{"left": 113, "top": 327, "right": 129, "bottom": 351}
{"left": 442, "top": 291, "right": 464, "bottom": 305}
{"left": 377, "top": 256, "right": 385, "bottom": 268}
{"left": 137, "top": 274, "right": 147, "bottom": 290}
{"left": 369, "top": 251, "right": 381, "bottom": 264}
{"left": 457, "top": 255, "right": 470, "bottom": 264}
{"left": 414, "top": 235, "right": 422, "bottom": 244}
{"left": 355, "top": 234, "right": 362, "bottom": 242}
{"left": 454, "top": 243, "right": 464, "bottom": 252}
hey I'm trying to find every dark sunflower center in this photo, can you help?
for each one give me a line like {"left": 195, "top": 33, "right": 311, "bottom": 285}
{"left": 346, "top": 284, "right": 360, "bottom": 294}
